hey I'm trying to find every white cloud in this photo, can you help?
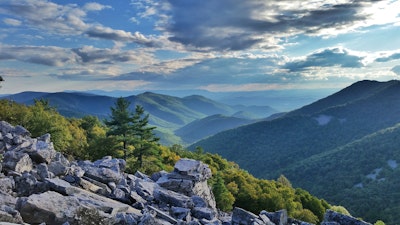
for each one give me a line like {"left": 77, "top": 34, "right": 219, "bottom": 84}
{"left": 0, "top": 0, "right": 159, "bottom": 46}
{"left": 83, "top": 2, "right": 111, "bottom": 11}
{"left": 3, "top": 18, "right": 21, "bottom": 26}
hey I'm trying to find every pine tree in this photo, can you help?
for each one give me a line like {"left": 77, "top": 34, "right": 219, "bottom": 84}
{"left": 105, "top": 98, "right": 159, "bottom": 167}
{"left": 105, "top": 97, "right": 135, "bottom": 160}
{"left": 131, "top": 105, "right": 160, "bottom": 168}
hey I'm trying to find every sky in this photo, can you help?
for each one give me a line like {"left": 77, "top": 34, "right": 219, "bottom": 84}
{"left": 1, "top": 0, "right": 400, "bottom": 97}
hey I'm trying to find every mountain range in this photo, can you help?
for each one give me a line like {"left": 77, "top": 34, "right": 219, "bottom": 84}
{"left": 0, "top": 91, "right": 278, "bottom": 146}
{"left": 189, "top": 80, "right": 400, "bottom": 224}
{"left": 4, "top": 80, "right": 400, "bottom": 223}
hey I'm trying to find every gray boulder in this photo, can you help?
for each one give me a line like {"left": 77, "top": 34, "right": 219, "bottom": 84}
{"left": 0, "top": 205, "right": 24, "bottom": 224}
{"left": 2, "top": 151, "right": 33, "bottom": 174}
{"left": 323, "top": 210, "right": 372, "bottom": 225}
{"left": 192, "top": 207, "right": 216, "bottom": 221}
{"left": 16, "top": 191, "right": 80, "bottom": 225}
{"left": 232, "top": 207, "right": 259, "bottom": 225}
{"left": 157, "top": 158, "right": 216, "bottom": 210}
{"left": 154, "top": 187, "right": 194, "bottom": 208}
{"left": 261, "top": 210, "right": 287, "bottom": 225}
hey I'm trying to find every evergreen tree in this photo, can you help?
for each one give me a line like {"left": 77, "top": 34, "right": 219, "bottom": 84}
{"left": 105, "top": 97, "right": 136, "bottom": 160}
{"left": 105, "top": 98, "right": 159, "bottom": 167}
{"left": 131, "top": 105, "right": 160, "bottom": 168}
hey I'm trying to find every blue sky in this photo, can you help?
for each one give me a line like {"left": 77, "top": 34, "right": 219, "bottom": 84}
{"left": 1, "top": 0, "right": 400, "bottom": 95}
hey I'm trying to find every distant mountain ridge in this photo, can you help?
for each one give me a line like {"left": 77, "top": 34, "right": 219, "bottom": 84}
{"left": 189, "top": 79, "right": 400, "bottom": 224}
{"left": 1, "top": 91, "right": 278, "bottom": 146}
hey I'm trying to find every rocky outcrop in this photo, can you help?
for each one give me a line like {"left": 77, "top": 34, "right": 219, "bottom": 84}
{"left": 322, "top": 210, "right": 372, "bottom": 225}
{"left": 0, "top": 121, "right": 374, "bottom": 225}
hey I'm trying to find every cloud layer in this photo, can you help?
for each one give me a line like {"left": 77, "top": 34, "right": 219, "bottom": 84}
{"left": 0, "top": 0, "right": 400, "bottom": 94}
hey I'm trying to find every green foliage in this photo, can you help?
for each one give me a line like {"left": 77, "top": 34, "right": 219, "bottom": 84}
{"left": 0, "top": 99, "right": 88, "bottom": 158}
{"left": 331, "top": 205, "right": 351, "bottom": 216}
{"left": 189, "top": 80, "right": 400, "bottom": 225}
{"left": 105, "top": 97, "right": 136, "bottom": 160}
{"left": 105, "top": 98, "right": 160, "bottom": 172}
{"left": 0, "top": 99, "right": 333, "bottom": 224}
{"left": 212, "top": 172, "right": 235, "bottom": 211}
{"left": 277, "top": 174, "right": 292, "bottom": 188}
{"left": 374, "top": 220, "right": 386, "bottom": 225}
{"left": 81, "top": 116, "right": 119, "bottom": 160}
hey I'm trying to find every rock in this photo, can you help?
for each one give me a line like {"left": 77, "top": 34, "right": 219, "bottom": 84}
{"left": 0, "top": 190, "right": 17, "bottom": 208}
{"left": 129, "top": 190, "right": 147, "bottom": 204}
{"left": 29, "top": 148, "right": 56, "bottom": 164}
{"left": 148, "top": 205, "right": 178, "bottom": 224}
{"left": 77, "top": 176, "right": 110, "bottom": 195}
{"left": 2, "top": 152, "right": 33, "bottom": 174}
{"left": 170, "top": 207, "right": 191, "bottom": 221}
{"left": 154, "top": 187, "right": 194, "bottom": 208}
{"left": 81, "top": 165, "right": 123, "bottom": 184}
{"left": 0, "top": 177, "right": 15, "bottom": 194}
{"left": 48, "top": 161, "right": 68, "bottom": 176}
{"left": 259, "top": 213, "right": 275, "bottom": 225}
{"left": 232, "top": 207, "right": 258, "bottom": 225}
{"left": 0, "top": 121, "right": 15, "bottom": 134}
{"left": 46, "top": 177, "right": 77, "bottom": 195}
{"left": 93, "top": 156, "right": 126, "bottom": 173}
{"left": 37, "top": 163, "right": 51, "bottom": 180}
{"left": 174, "top": 159, "right": 212, "bottom": 180}
{"left": 261, "top": 210, "right": 287, "bottom": 225}
{"left": 114, "top": 212, "right": 140, "bottom": 225}
{"left": 323, "top": 210, "right": 372, "bottom": 225}
{"left": 14, "top": 125, "right": 30, "bottom": 137}
{"left": 14, "top": 172, "right": 49, "bottom": 196}
{"left": 16, "top": 191, "right": 80, "bottom": 224}
{"left": 79, "top": 176, "right": 112, "bottom": 196}
{"left": 135, "top": 179, "right": 159, "bottom": 201}
{"left": 288, "top": 218, "right": 314, "bottom": 225}
{"left": 0, "top": 205, "right": 24, "bottom": 224}
{"left": 192, "top": 207, "right": 216, "bottom": 220}
{"left": 192, "top": 195, "right": 208, "bottom": 208}
{"left": 157, "top": 158, "right": 216, "bottom": 210}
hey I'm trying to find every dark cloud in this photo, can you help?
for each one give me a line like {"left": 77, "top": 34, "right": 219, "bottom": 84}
{"left": 85, "top": 26, "right": 159, "bottom": 47}
{"left": 71, "top": 46, "right": 150, "bottom": 64}
{"left": 106, "top": 57, "right": 284, "bottom": 86}
{"left": 375, "top": 52, "right": 400, "bottom": 62}
{"left": 0, "top": 45, "right": 76, "bottom": 66}
{"left": 165, "top": 0, "right": 372, "bottom": 51}
{"left": 283, "top": 47, "right": 365, "bottom": 72}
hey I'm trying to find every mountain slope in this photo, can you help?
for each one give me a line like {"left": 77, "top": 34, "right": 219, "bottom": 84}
{"left": 282, "top": 123, "right": 400, "bottom": 224}
{"left": 191, "top": 80, "right": 400, "bottom": 178}
{"left": 189, "top": 80, "right": 400, "bottom": 224}
{"left": 175, "top": 114, "right": 254, "bottom": 144}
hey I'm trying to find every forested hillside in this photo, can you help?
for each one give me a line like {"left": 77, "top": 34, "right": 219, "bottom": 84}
{"left": 0, "top": 98, "right": 336, "bottom": 224}
{"left": 190, "top": 80, "right": 400, "bottom": 224}
{"left": 1, "top": 91, "right": 277, "bottom": 146}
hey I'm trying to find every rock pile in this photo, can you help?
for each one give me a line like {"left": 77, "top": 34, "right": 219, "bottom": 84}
{"left": 0, "top": 121, "right": 373, "bottom": 225}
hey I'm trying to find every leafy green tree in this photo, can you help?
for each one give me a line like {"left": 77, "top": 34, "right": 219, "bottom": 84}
{"left": 0, "top": 75, "right": 4, "bottom": 88}
{"left": 374, "top": 220, "right": 386, "bottom": 225}
{"left": 277, "top": 174, "right": 292, "bottom": 188}
{"left": 212, "top": 172, "right": 235, "bottom": 211}
{"left": 81, "top": 116, "right": 118, "bottom": 160}
{"left": 331, "top": 205, "right": 351, "bottom": 216}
